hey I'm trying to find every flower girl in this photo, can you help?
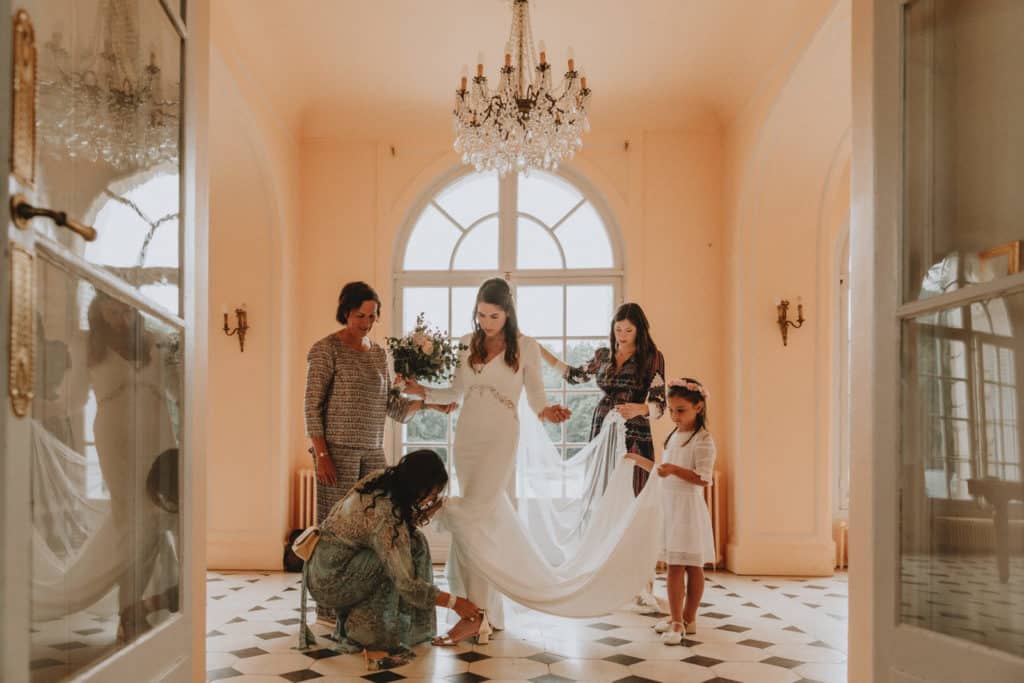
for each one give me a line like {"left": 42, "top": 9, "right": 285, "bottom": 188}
{"left": 626, "top": 377, "right": 716, "bottom": 644}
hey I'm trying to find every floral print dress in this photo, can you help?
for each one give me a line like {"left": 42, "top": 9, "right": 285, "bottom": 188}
{"left": 299, "top": 473, "right": 438, "bottom": 659}
{"left": 562, "top": 348, "right": 666, "bottom": 494}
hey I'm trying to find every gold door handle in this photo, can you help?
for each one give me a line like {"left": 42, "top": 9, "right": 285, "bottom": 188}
{"left": 10, "top": 193, "right": 97, "bottom": 241}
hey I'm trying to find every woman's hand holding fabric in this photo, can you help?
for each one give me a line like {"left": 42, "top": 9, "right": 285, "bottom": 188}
{"left": 615, "top": 402, "right": 649, "bottom": 420}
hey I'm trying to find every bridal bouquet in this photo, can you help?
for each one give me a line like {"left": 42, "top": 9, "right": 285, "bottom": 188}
{"left": 386, "top": 314, "right": 465, "bottom": 395}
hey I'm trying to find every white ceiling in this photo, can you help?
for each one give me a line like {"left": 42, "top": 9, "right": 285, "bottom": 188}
{"left": 212, "top": 0, "right": 836, "bottom": 139}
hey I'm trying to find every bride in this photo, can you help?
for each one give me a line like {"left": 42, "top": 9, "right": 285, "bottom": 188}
{"left": 405, "top": 278, "right": 663, "bottom": 643}
{"left": 405, "top": 278, "right": 569, "bottom": 637}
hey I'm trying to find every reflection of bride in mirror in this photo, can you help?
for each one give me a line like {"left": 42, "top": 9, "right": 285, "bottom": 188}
{"left": 86, "top": 291, "right": 178, "bottom": 642}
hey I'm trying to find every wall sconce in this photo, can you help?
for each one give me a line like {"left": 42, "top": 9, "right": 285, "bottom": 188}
{"left": 776, "top": 298, "right": 805, "bottom": 346}
{"left": 223, "top": 304, "right": 249, "bottom": 352}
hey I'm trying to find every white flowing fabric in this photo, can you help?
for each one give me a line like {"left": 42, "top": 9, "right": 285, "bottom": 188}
{"left": 30, "top": 420, "right": 175, "bottom": 622}
{"left": 427, "top": 336, "right": 662, "bottom": 623}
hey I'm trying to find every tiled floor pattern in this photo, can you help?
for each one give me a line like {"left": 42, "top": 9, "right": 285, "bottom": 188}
{"left": 204, "top": 568, "right": 850, "bottom": 683}
{"left": 900, "top": 554, "right": 1024, "bottom": 658}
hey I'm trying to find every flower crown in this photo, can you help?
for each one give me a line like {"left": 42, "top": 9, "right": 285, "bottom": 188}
{"left": 668, "top": 378, "right": 709, "bottom": 399}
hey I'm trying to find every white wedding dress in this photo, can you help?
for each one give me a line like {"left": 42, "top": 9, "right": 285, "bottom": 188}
{"left": 425, "top": 335, "right": 662, "bottom": 627}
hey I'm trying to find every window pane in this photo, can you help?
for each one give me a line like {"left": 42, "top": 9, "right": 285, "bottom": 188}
{"left": 451, "top": 287, "right": 478, "bottom": 338}
{"left": 902, "top": 1, "right": 1024, "bottom": 302}
{"left": 404, "top": 205, "right": 461, "bottom": 270}
{"left": 556, "top": 203, "right": 614, "bottom": 269}
{"left": 405, "top": 409, "right": 448, "bottom": 443}
{"left": 517, "top": 286, "right": 563, "bottom": 337}
{"left": 900, "top": 289, "right": 1023, "bottom": 657}
{"left": 436, "top": 173, "right": 498, "bottom": 228}
{"left": 536, "top": 339, "right": 565, "bottom": 390}
{"left": 517, "top": 218, "right": 563, "bottom": 269}
{"left": 517, "top": 170, "right": 582, "bottom": 226}
{"left": 567, "top": 285, "right": 614, "bottom": 337}
{"left": 402, "top": 288, "right": 448, "bottom": 334}
{"left": 452, "top": 217, "right": 498, "bottom": 270}
{"left": 566, "top": 393, "right": 601, "bottom": 444}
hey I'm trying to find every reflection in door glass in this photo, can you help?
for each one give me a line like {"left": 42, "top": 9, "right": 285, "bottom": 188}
{"left": 31, "top": 257, "right": 183, "bottom": 680}
{"left": 900, "top": 291, "right": 1023, "bottom": 657}
{"left": 34, "top": 0, "right": 183, "bottom": 314}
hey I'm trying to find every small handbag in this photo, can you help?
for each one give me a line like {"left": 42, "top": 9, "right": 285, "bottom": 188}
{"left": 291, "top": 526, "right": 321, "bottom": 561}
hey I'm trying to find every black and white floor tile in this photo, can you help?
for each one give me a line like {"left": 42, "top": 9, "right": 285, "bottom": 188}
{"left": 204, "top": 568, "right": 850, "bottom": 683}
{"left": 899, "top": 554, "right": 1024, "bottom": 658}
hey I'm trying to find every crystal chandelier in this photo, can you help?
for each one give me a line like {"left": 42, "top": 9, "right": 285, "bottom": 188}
{"left": 37, "top": 0, "right": 179, "bottom": 171}
{"left": 453, "top": 0, "right": 591, "bottom": 176}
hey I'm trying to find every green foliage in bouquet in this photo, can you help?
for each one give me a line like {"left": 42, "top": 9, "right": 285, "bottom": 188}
{"left": 386, "top": 314, "right": 466, "bottom": 386}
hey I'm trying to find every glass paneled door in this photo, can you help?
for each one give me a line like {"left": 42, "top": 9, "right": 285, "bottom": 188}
{"left": 2, "top": 2, "right": 194, "bottom": 681}
{"left": 863, "top": 0, "right": 1024, "bottom": 680}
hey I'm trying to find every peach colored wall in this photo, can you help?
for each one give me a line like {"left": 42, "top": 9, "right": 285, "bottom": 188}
{"left": 206, "top": 44, "right": 302, "bottom": 569}
{"left": 294, "top": 126, "right": 729, "bottom": 521}
{"left": 722, "top": 0, "right": 851, "bottom": 576}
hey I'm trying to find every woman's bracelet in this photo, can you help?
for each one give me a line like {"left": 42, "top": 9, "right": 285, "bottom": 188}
{"left": 447, "top": 593, "right": 458, "bottom": 610}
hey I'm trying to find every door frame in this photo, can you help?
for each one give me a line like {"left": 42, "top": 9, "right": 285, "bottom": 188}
{"left": 0, "top": 1, "right": 209, "bottom": 680}
{"left": 851, "top": 1, "right": 1024, "bottom": 680}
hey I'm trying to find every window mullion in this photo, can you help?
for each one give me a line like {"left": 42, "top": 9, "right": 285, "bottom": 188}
{"left": 499, "top": 174, "right": 517, "bottom": 275}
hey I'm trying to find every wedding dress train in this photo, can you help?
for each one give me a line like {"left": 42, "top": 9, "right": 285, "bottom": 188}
{"left": 425, "top": 336, "right": 662, "bottom": 625}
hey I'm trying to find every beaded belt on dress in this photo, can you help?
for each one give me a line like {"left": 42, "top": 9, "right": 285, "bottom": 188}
{"left": 467, "top": 384, "right": 516, "bottom": 411}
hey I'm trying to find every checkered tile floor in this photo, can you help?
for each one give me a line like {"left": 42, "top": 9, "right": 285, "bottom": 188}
{"left": 900, "top": 554, "right": 1024, "bottom": 658}
{"left": 203, "top": 568, "right": 850, "bottom": 683}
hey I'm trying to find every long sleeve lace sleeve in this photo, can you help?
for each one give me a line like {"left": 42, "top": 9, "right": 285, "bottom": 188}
{"left": 646, "top": 351, "right": 667, "bottom": 421}
{"left": 564, "top": 347, "right": 609, "bottom": 385}
{"left": 693, "top": 432, "right": 717, "bottom": 484}
{"left": 369, "top": 510, "right": 440, "bottom": 610}
{"left": 424, "top": 337, "right": 470, "bottom": 405}
{"left": 522, "top": 338, "right": 549, "bottom": 416}
{"left": 303, "top": 340, "right": 333, "bottom": 439}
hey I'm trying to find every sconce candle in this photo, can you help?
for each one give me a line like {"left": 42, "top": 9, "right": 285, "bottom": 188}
{"left": 223, "top": 304, "right": 250, "bottom": 352}
{"left": 776, "top": 298, "right": 805, "bottom": 347}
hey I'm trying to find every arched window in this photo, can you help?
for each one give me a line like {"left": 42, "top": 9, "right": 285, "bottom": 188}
{"left": 394, "top": 169, "right": 623, "bottom": 494}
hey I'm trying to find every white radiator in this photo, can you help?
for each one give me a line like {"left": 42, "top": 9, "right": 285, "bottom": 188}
{"left": 703, "top": 470, "right": 723, "bottom": 566}
{"left": 296, "top": 468, "right": 317, "bottom": 529}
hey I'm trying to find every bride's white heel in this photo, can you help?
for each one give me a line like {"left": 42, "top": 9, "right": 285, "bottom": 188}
{"left": 475, "top": 613, "right": 493, "bottom": 645}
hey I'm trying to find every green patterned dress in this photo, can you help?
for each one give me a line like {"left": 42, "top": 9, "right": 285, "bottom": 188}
{"left": 298, "top": 474, "right": 438, "bottom": 657}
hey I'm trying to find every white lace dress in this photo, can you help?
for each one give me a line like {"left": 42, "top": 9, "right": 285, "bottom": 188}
{"left": 661, "top": 429, "right": 717, "bottom": 566}
{"left": 424, "top": 335, "right": 548, "bottom": 628}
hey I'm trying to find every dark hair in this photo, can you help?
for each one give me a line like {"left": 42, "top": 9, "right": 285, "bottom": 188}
{"left": 87, "top": 291, "right": 152, "bottom": 367}
{"left": 146, "top": 448, "right": 179, "bottom": 513}
{"left": 469, "top": 278, "right": 520, "bottom": 372}
{"left": 335, "top": 281, "right": 382, "bottom": 325}
{"left": 356, "top": 449, "right": 449, "bottom": 542}
{"left": 610, "top": 303, "right": 658, "bottom": 380}
{"left": 665, "top": 378, "right": 709, "bottom": 448}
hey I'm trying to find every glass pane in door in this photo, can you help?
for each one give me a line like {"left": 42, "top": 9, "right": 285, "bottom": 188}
{"left": 902, "top": 0, "right": 1024, "bottom": 303}
{"left": 900, "top": 291, "right": 1024, "bottom": 657}
{"left": 31, "top": 255, "right": 183, "bottom": 680}
{"left": 33, "top": 0, "right": 183, "bottom": 314}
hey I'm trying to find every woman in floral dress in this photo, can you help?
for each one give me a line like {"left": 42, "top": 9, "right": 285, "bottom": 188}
{"left": 299, "top": 450, "right": 483, "bottom": 663}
